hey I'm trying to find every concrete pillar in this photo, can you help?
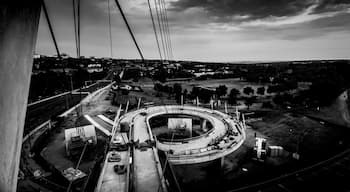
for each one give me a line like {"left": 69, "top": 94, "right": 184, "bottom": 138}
{"left": 220, "top": 156, "right": 225, "bottom": 169}
{"left": 181, "top": 94, "right": 183, "bottom": 105}
{"left": 137, "top": 97, "right": 141, "bottom": 109}
{"left": 125, "top": 100, "right": 129, "bottom": 113}
{"left": 0, "top": 1, "right": 41, "bottom": 191}
{"left": 201, "top": 119, "right": 207, "bottom": 132}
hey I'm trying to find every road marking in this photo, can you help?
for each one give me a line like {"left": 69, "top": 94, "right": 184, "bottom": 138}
{"left": 84, "top": 115, "right": 111, "bottom": 136}
{"left": 98, "top": 114, "right": 114, "bottom": 125}
{"left": 277, "top": 183, "right": 292, "bottom": 192}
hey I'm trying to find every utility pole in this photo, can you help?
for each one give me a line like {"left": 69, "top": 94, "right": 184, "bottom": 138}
{"left": 125, "top": 100, "right": 129, "bottom": 113}
{"left": 0, "top": 1, "right": 41, "bottom": 191}
{"left": 70, "top": 74, "right": 74, "bottom": 91}
{"left": 181, "top": 94, "right": 184, "bottom": 105}
{"left": 137, "top": 98, "right": 141, "bottom": 109}
{"left": 66, "top": 142, "right": 88, "bottom": 192}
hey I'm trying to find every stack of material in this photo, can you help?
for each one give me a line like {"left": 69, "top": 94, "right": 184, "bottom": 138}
{"left": 62, "top": 168, "right": 87, "bottom": 182}
{"left": 268, "top": 146, "right": 284, "bottom": 157}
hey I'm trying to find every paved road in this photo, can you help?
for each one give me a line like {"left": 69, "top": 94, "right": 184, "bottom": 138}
{"left": 132, "top": 113, "right": 165, "bottom": 192}
{"left": 95, "top": 110, "right": 166, "bottom": 192}
{"left": 97, "top": 105, "right": 246, "bottom": 192}
{"left": 96, "top": 133, "right": 129, "bottom": 192}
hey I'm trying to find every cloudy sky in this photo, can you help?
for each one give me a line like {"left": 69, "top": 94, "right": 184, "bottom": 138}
{"left": 36, "top": 0, "right": 350, "bottom": 62}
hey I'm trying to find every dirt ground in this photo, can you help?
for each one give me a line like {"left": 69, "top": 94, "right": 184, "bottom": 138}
{"left": 250, "top": 110, "right": 350, "bottom": 160}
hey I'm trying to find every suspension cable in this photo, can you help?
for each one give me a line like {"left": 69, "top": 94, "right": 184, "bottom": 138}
{"left": 161, "top": 0, "right": 173, "bottom": 60}
{"left": 66, "top": 142, "right": 88, "bottom": 192}
{"left": 154, "top": 0, "right": 167, "bottom": 61}
{"left": 77, "top": 0, "right": 81, "bottom": 57}
{"left": 157, "top": 132, "right": 182, "bottom": 192}
{"left": 42, "top": 0, "right": 61, "bottom": 59}
{"left": 157, "top": 132, "right": 174, "bottom": 192}
{"left": 147, "top": 0, "right": 163, "bottom": 61}
{"left": 107, "top": 0, "right": 113, "bottom": 58}
{"left": 114, "top": 0, "right": 145, "bottom": 61}
{"left": 157, "top": 0, "right": 170, "bottom": 61}
{"left": 72, "top": 0, "right": 79, "bottom": 57}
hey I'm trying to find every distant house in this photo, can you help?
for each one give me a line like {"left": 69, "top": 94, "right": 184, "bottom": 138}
{"left": 87, "top": 63, "right": 103, "bottom": 73}
{"left": 298, "top": 82, "right": 312, "bottom": 90}
{"left": 194, "top": 72, "right": 215, "bottom": 77}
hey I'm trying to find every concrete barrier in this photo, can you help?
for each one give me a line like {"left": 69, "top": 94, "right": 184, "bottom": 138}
{"left": 59, "top": 82, "right": 113, "bottom": 117}
{"left": 22, "top": 120, "right": 51, "bottom": 143}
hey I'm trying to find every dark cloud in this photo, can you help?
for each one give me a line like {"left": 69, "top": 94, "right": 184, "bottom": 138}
{"left": 36, "top": 0, "right": 350, "bottom": 61}
{"left": 170, "top": 0, "right": 350, "bottom": 22}
{"left": 171, "top": 0, "right": 311, "bottom": 20}
{"left": 313, "top": 0, "right": 350, "bottom": 13}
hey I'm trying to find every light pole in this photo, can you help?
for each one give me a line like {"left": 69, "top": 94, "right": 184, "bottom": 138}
{"left": 70, "top": 74, "right": 74, "bottom": 92}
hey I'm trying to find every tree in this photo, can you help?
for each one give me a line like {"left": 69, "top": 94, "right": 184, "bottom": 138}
{"left": 273, "top": 93, "right": 293, "bottom": 106}
{"left": 173, "top": 83, "right": 182, "bottom": 95}
{"left": 257, "top": 87, "right": 265, "bottom": 95}
{"left": 190, "top": 87, "right": 200, "bottom": 100}
{"left": 113, "top": 72, "right": 121, "bottom": 84}
{"left": 243, "top": 86, "right": 254, "bottom": 95}
{"left": 215, "top": 85, "right": 227, "bottom": 98}
{"left": 183, "top": 89, "right": 188, "bottom": 97}
{"left": 154, "top": 83, "right": 162, "bottom": 92}
{"left": 267, "top": 86, "right": 274, "bottom": 94}
{"left": 199, "top": 89, "right": 213, "bottom": 103}
{"left": 228, "top": 88, "right": 240, "bottom": 105}
{"left": 245, "top": 96, "right": 256, "bottom": 110}
{"left": 183, "top": 89, "right": 188, "bottom": 104}
{"left": 262, "top": 101, "right": 273, "bottom": 108}
{"left": 153, "top": 67, "right": 168, "bottom": 83}
{"left": 173, "top": 83, "right": 182, "bottom": 103}
{"left": 307, "top": 79, "right": 344, "bottom": 106}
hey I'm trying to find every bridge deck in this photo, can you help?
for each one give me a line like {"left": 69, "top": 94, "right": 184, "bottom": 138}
{"left": 98, "top": 151, "right": 129, "bottom": 192}
{"left": 95, "top": 133, "right": 129, "bottom": 192}
{"left": 133, "top": 114, "right": 165, "bottom": 192}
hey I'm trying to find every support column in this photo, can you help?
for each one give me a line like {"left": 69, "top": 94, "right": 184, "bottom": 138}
{"left": 0, "top": 1, "right": 41, "bottom": 191}
{"left": 220, "top": 156, "right": 225, "bottom": 169}
{"left": 201, "top": 119, "right": 207, "bottom": 132}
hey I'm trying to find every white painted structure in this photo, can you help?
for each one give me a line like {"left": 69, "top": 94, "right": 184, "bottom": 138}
{"left": 119, "top": 105, "right": 246, "bottom": 165}
{"left": 64, "top": 125, "right": 97, "bottom": 155}
{"left": 254, "top": 137, "right": 267, "bottom": 159}
{"left": 168, "top": 118, "right": 192, "bottom": 131}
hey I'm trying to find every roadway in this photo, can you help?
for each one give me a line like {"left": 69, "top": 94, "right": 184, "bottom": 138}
{"left": 95, "top": 133, "right": 129, "bottom": 192}
{"left": 96, "top": 105, "right": 246, "bottom": 192}
{"left": 91, "top": 111, "right": 166, "bottom": 192}
{"left": 145, "top": 105, "right": 246, "bottom": 164}
{"left": 132, "top": 114, "right": 165, "bottom": 192}
{"left": 115, "top": 109, "right": 167, "bottom": 192}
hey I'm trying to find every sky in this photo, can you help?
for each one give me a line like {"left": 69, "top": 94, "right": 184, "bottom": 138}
{"left": 36, "top": 0, "right": 350, "bottom": 62}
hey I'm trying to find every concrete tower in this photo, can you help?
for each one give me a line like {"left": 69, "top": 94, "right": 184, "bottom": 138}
{"left": 0, "top": 1, "right": 41, "bottom": 191}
